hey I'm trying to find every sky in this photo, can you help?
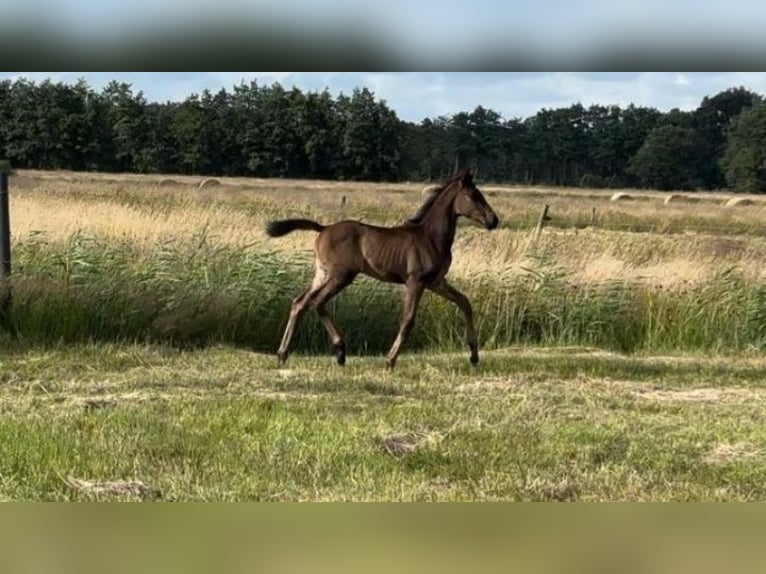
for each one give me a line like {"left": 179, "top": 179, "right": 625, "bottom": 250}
{"left": 3, "top": 0, "right": 766, "bottom": 54}
{"left": 2, "top": 72, "right": 766, "bottom": 122}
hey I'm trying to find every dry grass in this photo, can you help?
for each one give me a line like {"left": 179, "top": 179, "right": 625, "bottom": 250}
{"left": 10, "top": 169, "right": 766, "bottom": 289}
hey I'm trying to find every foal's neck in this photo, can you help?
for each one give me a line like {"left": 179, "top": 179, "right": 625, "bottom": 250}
{"left": 421, "top": 185, "right": 458, "bottom": 253}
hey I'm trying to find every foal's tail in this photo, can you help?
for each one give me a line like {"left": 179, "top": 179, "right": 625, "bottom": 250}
{"left": 265, "top": 218, "right": 326, "bottom": 238}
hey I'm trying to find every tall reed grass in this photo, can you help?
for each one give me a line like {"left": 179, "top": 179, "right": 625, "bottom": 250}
{"left": 4, "top": 232, "right": 766, "bottom": 355}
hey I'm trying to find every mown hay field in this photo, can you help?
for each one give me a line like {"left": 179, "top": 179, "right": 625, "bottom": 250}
{"left": 2, "top": 170, "right": 766, "bottom": 500}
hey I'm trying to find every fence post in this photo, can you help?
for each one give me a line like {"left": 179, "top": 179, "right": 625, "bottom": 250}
{"left": 532, "top": 204, "right": 551, "bottom": 244}
{"left": 0, "top": 163, "right": 14, "bottom": 338}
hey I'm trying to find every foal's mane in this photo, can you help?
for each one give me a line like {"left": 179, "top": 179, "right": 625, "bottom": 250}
{"left": 406, "top": 171, "right": 467, "bottom": 225}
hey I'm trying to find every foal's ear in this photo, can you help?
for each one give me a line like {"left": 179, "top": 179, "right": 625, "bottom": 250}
{"left": 461, "top": 170, "right": 473, "bottom": 185}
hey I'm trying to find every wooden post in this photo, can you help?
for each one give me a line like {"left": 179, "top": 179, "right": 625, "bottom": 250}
{"left": 591, "top": 207, "right": 597, "bottom": 227}
{"left": 533, "top": 204, "right": 550, "bottom": 244}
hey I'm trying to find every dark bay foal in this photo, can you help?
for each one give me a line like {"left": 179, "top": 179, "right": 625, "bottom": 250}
{"left": 265, "top": 170, "right": 499, "bottom": 369}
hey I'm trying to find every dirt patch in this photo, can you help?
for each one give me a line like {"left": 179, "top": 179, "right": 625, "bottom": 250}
{"left": 632, "top": 387, "right": 763, "bottom": 403}
{"left": 703, "top": 442, "right": 762, "bottom": 465}
{"left": 65, "top": 477, "right": 161, "bottom": 500}
{"left": 70, "top": 391, "right": 174, "bottom": 409}
{"left": 377, "top": 429, "right": 450, "bottom": 457}
{"left": 455, "top": 376, "right": 528, "bottom": 395}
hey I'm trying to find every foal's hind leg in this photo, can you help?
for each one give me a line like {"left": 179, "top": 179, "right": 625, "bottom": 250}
{"left": 311, "top": 272, "right": 356, "bottom": 366}
{"left": 429, "top": 280, "right": 479, "bottom": 365}
{"left": 385, "top": 280, "right": 425, "bottom": 371}
{"left": 276, "top": 264, "right": 328, "bottom": 365}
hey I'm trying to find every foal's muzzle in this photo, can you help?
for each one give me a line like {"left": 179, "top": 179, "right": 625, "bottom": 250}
{"left": 485, "top": 213, "right": 499, "bottom": 230}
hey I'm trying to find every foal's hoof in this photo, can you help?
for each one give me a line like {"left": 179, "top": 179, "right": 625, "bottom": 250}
{"left": 470, "top": 354, "right": 479, "bottom": 366}
{"left": 385, "top": 358, "right": 396, "bottom": 371}
{"left": 276, "top": 351, "right": 287, "bottom": 366}
{"left": 333, "top": 343, "right": 346, "bottom": 366}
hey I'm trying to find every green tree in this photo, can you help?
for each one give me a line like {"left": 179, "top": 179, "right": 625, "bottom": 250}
{"left": 460, "top": 106, "right": 505, "bottom": 180}
{"left": 525, "top": 104, "right": 592, "bottom": 186}
{"left": 398, "top": 116, "right": 455, "bottom": 182}
{"left": 694, "top": 87, "right": 762, "bottom": 188}
{"left": 337, "top": 88, "right": 400, "bottom": 180}
{"left": 586, "top": 104, "right": 662, "bottom": 187}
{"left": 101, "top": 81, "right": 153, "bottom": 172}
{"left": 500, "top": 118, "right": 531, "bottom": 183}
{"left": 144, "top": 102, "right": 179, "bottom": 174}
{"left": 721, "top": 101, "right": 766, "bottom": 193}
{"left": 3, "top": 78, "right": 44, "bottom": 167}
{"left": 296, "top": 90, "right": 342, "bottom": 178}
{"left": 0, "top": 80, "right": 13, "bottom": 161}
{"left": 627, "top": 125, "right": 706, "bottom": 190}
{"left": 259, "top": 84, "right": 306, "bottom": 177}
{"left": 231, "top": 81, "right": 268, "bottom": 176}
{"left": 171, "top": 91, "right": 223, "bottom": 174}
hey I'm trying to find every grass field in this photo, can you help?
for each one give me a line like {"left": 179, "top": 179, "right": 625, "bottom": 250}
{"left": 2, "top": 170, "right": 766, "bottom": 500}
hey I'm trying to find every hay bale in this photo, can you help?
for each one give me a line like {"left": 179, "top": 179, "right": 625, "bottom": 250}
{"left": 664, "top": 194, "right": 685, "bottom": 204}
{"left": 421, "top": 184, "right": 442, "bottom": 197}
{"left": 159, "top": 178, "right": 180, "bottom": 187}
{"left": 663, "top": 194, "right": 700, "bottom": 205}
{"left": 610, "top": 192, "right": 633, "bottom": 202}
{"left": 724, "top": 197, "right": 755, "bottom": 207}
{"left": 198, "top": 178, "right": 221, "bottom": 189}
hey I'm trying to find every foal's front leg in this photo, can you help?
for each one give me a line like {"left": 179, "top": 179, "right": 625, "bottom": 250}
{"left": 429, "top": 280, "right": 479, "bottom": 365}
{"left": 385, "top": 280, "right": 425, "bottom": 370}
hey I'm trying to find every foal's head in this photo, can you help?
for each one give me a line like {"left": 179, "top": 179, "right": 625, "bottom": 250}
{"left": 451, "top": 170, "right": 499, "bottom": 230}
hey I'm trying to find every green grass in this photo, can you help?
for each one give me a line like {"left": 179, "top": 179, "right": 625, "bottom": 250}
{"left": 5, "top": 233, "right": 766, "bottom": 355}
{"left": 2, "top": 344, "right": 766, "bottom": 501}
{"left": 9, "top": 179, "right": 766, "bottom": 501}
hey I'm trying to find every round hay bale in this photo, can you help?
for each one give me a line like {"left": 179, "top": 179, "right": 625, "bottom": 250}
{"left": 610, "top": 192, "right": 633, "bottom": 202}
{"left": 198, "top": 178, "right": 221, "bottom": 189}
{"left": 724, "top": 197, "right": 755, "bottom": 207}
{"left": 663, "top": 193, "right": 700, "bottom": 205}
{"left": 159, "top": 178, "right": 180, "bottom": 187}
{"left": 421, "top": 184, "right": 442, "bottom": 197}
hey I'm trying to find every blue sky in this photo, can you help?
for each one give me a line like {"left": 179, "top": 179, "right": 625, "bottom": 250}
{"left": 2, "top": 72, "right": 766, "bottom": 122}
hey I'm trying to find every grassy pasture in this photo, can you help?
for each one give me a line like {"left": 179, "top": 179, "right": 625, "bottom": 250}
{"left": 2, "top": 170, "right": 766, "bottom": 500}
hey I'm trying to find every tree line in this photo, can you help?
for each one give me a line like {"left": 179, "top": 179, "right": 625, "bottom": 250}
{"left": 1, "top": 77, "right": 766, "bottom": 192}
